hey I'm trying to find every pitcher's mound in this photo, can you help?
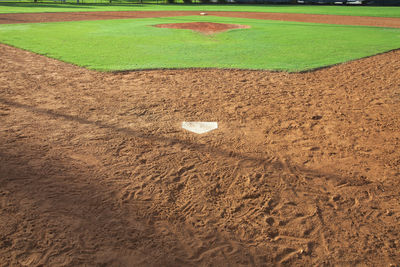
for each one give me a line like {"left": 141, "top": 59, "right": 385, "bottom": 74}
{"left": 153, "top": 22, "right": 250, "bottom": 35}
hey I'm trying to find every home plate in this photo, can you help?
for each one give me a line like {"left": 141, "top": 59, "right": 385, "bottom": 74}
{"left": 182, "top": 122, "right": 218, "bottom": 134}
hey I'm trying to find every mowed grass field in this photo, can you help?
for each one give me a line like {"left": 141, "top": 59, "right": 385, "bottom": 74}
{"left": 0, "top": 15, "right": 399, "bottom": 71}
{"left": 0, "top": 3, "right": 400, "bottom": 17}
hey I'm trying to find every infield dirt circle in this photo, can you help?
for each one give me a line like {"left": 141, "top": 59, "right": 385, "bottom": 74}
{"left": 0, "top": 11, "right": 400, "bottom": 266}
{"left": 153, "top": 22, "right": 250, "bottom": 34}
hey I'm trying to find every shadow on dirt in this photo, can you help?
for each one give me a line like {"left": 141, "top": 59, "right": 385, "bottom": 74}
{"left": 0, "top": 97, "right": 349, "bottom": 185}
{"left": 0, "top": 97, "right": 257, "bottom": 266}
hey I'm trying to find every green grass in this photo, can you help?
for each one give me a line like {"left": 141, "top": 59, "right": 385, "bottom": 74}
{"left": 1, "top": 2, "right": 400, "bottom": 17}
{"left": 0, "top": 16, "right": 399, "bottom": 71}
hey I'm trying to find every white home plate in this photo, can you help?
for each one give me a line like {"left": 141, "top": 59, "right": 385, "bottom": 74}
{"left": 182, "top": 122, "right": 218, "bottom": 134}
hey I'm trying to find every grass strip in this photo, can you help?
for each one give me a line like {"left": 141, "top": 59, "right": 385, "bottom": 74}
{"left": 0, "top": 3, "right": 400, "bottom": 18}
{"left": 0, "top": 16, "right": 399, "bottom": 71}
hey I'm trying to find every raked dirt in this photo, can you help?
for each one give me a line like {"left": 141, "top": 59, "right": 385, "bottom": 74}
{"left": 1, "top": 8, "right": 400, "bottom": 267}
{"left": 1, "top": 40, "right": 400, "bottom": 265}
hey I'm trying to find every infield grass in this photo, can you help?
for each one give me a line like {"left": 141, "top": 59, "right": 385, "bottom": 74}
{"left": 0, "top": 3, "right": 400, "bottom": 18}
{"left": 0, "top": 16, "right": 399, "bottom": 72}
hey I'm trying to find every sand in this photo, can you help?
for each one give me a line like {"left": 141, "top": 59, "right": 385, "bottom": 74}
{"left": 0, "top": 11, "right": 400, "bottom": 266}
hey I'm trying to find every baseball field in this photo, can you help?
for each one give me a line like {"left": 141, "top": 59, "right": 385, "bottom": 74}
{"left": 0, "top": 3, "right": 400, "bottom": 266}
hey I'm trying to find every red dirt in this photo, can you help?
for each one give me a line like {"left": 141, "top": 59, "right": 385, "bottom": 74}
{"left": 1, "top": 10, "right": 400, "bottom": 28}
{"left": 1, "top": 40, "right": 400, "bottom": 265}
{"left": 154, "top": 22, "right": 250, "bottom": 34}
{"left": 1, "top": 10, "right": 400, "bottom": 266}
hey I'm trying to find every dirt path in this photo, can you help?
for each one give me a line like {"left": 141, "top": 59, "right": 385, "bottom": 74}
{"left": 1, "top": 10, "right": 400, "bottom": 28}
{"left": 1, "top": 42, "right": 400, "bottom": 266}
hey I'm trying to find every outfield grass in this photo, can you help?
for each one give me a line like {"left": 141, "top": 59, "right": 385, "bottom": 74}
{"left": 0, "top": 2, "right": 400, "bottom": 17}
{"left": 0, "top": 16, "right": 399, "bottom": 72}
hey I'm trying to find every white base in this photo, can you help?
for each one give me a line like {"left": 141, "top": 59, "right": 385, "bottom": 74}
{"left": 182, "top": 122, "right": 218, "bottom": 134}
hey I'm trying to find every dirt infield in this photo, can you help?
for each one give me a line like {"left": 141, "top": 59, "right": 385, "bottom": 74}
{"left": 1, "top": 9, "right": 400, "bottom": 266}
{"left": 1, "top": 10, "right": 400, "bottom": 28}
{"left": 154, "top": 22, "right": 250, "bottom": 34}
{"left": 1, "top": 38, "right": 400, "bottom": 265}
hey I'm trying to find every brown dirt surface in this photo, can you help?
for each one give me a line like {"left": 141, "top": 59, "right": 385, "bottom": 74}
{"left": 1, "top": 10, "right": 400, "bottom": 28}
{"left": 153, "top": 22, "right": 250, "bottom": 34}
{"left": 1, "top": 40, "right": 400, "bottom": 266}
